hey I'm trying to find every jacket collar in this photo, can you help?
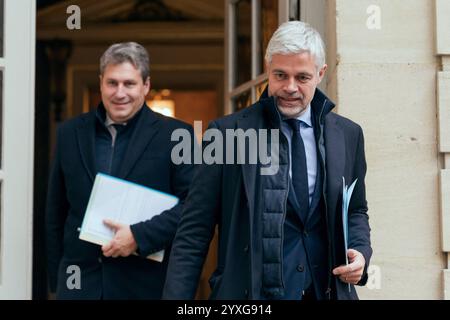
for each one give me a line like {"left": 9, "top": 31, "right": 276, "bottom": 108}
{"left": 260, "top": 86, "right": 335, "bottom": 128}
{"left": 117, "top": 104, "right": 160, "bottom": 178}
{"left": 95, "top": 102, "right": 144, "bottom": 128}
{"left": 76, "top": 103, "right": 160, "bottom": 182}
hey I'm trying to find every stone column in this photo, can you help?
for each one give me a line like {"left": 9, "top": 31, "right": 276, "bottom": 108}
{"left": 435, "top": 0, "right": 450, "bottom": 301}
{"left": 328, "top": 0, "right": 443, "bottom": 299}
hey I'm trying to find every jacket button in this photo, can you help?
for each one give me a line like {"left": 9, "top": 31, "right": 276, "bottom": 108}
{"left": 98, "top": 257, "right": 102, "bottom": 263}
{"left": 297, "top": 264, "right": 304, "bottom": 272}
{"left": 244, "top": 289, "right": 249, "bottom": 298}
{"left": 244, "top": 245, "right": 249, "bottom": 252}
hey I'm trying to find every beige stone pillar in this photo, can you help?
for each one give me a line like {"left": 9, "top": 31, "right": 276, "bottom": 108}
{"left": 327, "top": 0, "right": 445, "bottom": 299}
{"left": 436, "top": 0, "right": 450, "bottom": 301}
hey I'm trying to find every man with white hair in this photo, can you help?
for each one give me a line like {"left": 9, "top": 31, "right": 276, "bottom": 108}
{"left": 163, "top": 21, "right": 371, "bottom": 300}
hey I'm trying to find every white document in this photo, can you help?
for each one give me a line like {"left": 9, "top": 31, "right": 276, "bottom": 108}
{"left": 342, "top": 177, "right": 358, "bottom": 292}
{"left": 79, "top": 173, "right": 179, "bottom": 262}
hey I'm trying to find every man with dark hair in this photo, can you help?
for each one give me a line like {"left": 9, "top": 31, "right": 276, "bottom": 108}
{"left": 46, "top": 42, "right": 195, "bottom": 299}
{"left": 163, "top": 21, "right": 371, "bottom": 300}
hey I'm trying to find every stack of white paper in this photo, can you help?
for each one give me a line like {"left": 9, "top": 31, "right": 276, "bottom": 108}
{"left": 79, "top": 173, "right": 179, "bottom": 262}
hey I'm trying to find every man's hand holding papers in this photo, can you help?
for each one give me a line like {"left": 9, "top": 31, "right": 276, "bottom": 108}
{"left": 79, "top": 173, "right": 179, "bottom": 263}
{"left": 332, "top": 249, "right": 366, "bottom": 285}
{"left": 102, "top": 219, "right": 138, "bottom": 258}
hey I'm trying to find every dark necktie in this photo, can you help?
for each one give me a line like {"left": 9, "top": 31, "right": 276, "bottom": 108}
{"left": 112, "top": 123, "right": 126, "bottom": 134}
{"left": 285, "top": 119, "right": 310, "bottom": 221}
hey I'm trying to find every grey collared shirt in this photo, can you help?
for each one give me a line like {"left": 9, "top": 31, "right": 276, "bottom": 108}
{"left": 280, "top": 105, "right": 317, "bottom": 205}
{"left": 105, "top": 114, "right": 127, "bottom": 146}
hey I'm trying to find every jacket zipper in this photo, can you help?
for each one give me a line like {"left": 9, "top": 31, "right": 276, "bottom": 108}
{"left": 108, "top": 132, "right": 116, "bottom": 174}
{"left": 280, "top": 131, "right": 289, "bottom": 292}
{"left": 317, "top": 99, "right": 334, "bottom": 300}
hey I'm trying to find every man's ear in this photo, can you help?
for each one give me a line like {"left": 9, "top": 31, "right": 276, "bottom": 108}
{"left": 318, "top": 64, "right": 328, "bottom": 83}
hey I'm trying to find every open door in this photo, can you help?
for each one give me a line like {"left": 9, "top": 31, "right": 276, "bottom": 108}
{"left": 0, "top": 1, "right": 35, "bottom": 299}
{"left": 224, "top": 0, "right": 294, "bottom": 114}
{"left": 224, "top": 0, "right": 327, "bottom": 112}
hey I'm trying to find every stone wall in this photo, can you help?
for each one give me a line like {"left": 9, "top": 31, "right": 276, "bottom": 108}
{"left": 325, "top": 0, "right": 446, "bottom": 299}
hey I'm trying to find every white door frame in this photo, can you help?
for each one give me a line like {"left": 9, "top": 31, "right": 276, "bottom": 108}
{"left": 0, "top": 1, "right": 35, "bottom": 299}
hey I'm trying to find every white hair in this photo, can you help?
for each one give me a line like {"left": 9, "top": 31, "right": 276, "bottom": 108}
{"left": 265, "top": 21, "right": 326, "bottom": 69}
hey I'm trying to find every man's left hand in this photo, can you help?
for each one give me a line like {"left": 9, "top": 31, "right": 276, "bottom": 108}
{"left": 102, "top": 219, "right": 138, "bottom": 258}
{"left": 332, "top": 249, "right": 365, "bottom": 285}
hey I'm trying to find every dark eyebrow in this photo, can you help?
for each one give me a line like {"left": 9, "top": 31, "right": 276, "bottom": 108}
{"left": 297, "top": 72, "right": 314, "bottom": 77}
{"left": 271, "top": 69, "right": 314, "bottom": 77}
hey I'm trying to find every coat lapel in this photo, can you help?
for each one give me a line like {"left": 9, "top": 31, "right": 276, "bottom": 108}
{"left": 324, "top": 114, "right": 346, "bottom": 232}
{"left": 118, "top": 106, "right": 160, "bottom": 179}
{"left": 76, "top": 113, "right": 97, "bottom": 182}
{"left": 237, "top": 111, "right": 260, "bottom": 220}
{"left": 237, "top": 107, "right": 265, "bottom": 299}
